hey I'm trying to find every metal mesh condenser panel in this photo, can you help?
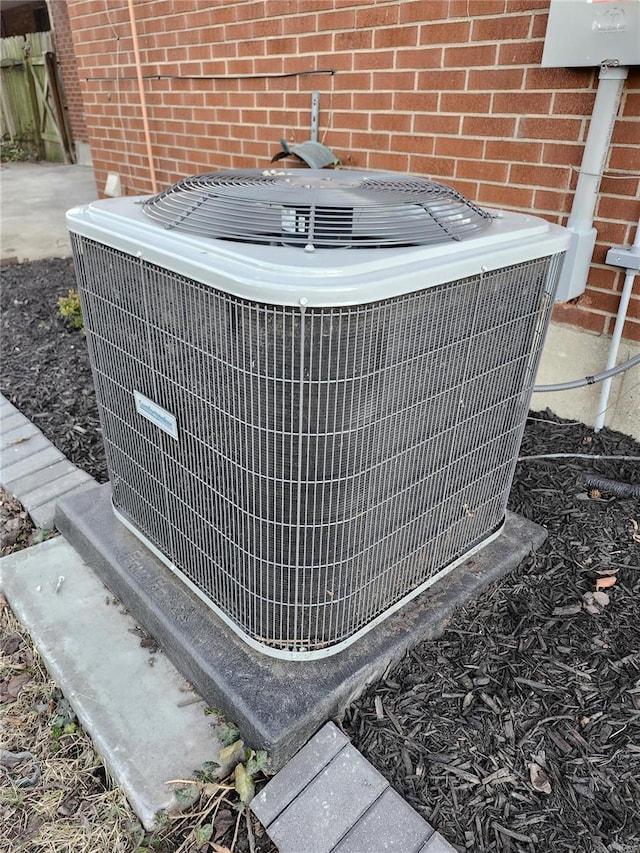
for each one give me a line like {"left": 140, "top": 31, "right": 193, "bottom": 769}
{"left": 71, "top": 234, "right": 562, "bottom": 657}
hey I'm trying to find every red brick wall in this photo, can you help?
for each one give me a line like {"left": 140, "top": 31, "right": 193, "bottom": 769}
{"left": 1, "top": 3, "right": 48, "bottom": 37}
{"left": 48, "top": 0, "right": 88, "bottom": 144}
{"left": 66, "top": 0, "right": 639, "bottom": 341}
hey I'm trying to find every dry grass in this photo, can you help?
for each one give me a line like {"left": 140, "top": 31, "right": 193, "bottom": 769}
{"left": 1, "top": 590, "right": 275, "bottom": 853}
{"left": 1, "top": 486, "right": 275, "bottom": 853}
{"left": 1, "top": 599, "right": 144, "bottom": 852}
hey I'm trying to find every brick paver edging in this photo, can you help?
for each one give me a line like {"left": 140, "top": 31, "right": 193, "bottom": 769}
{"left": 252, "top": 723, "right": 456, "bottom": 853}
{"left": 0, "top": 394, "right": 97, "bottom": 528}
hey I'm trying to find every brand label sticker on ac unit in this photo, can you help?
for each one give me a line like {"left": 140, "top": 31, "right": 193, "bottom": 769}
{"left": 134, "top": 391, "right": 178, "bottom": 440}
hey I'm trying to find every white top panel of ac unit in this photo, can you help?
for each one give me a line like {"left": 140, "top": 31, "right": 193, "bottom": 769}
{"left": 542, "top": 0, "right": 640, "bottom": 67}
{"left": 66, "top": 197, "right": 569, "bottom": 308}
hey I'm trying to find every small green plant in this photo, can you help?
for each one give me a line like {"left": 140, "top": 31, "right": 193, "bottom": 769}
{"left": 58, "top": 289, "right": 84, "bottom": 331}
{"left": 156, "top": 709, "right": 270, "bottom": 851}
{"left": 0, "top": 138, "right": 30, "bottom": 162}
{"left": 50, "top": 693, "right": 79, "bottom": 752}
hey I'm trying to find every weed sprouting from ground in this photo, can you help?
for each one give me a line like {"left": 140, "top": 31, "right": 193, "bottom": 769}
{"left": 0, "top": 139, "right": 33, "bottom": 163}
{"left": 57, "top": 289, "right": 84, "bottom": 332}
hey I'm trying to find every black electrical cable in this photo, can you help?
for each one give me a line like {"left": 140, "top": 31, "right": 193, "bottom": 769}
{"left": 84, "top": 68, "right": 336, "bottom": 82}
{"left": 584, "top": 476, "right": 640, "bottom": 499}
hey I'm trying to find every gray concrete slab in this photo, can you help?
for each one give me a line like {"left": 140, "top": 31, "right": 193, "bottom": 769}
{"left": 56, "top": 482, "right": 547, "bottom": 771}
{"left": 0, "top": 536, "right": 230, "bottom": 830}
{"left": 534, "top": 322, "right": 640, "bottom": 441}
{"left": 0, "top": 161, "right": 97, "bottom": 263}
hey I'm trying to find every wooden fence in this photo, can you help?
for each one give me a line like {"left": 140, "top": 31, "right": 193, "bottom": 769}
{"left": 0, "top": 31, "right": 74, "bottom": 163}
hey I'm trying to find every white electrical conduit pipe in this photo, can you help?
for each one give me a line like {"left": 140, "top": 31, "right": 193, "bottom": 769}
{"left": 554, "top": 65, "right": 629, "bottom": 302}
{"left": 593, "top": 218, "right": 640, "bottom": 432}
{"left": 127, "top": 0, "right": 157, "bottom": 194}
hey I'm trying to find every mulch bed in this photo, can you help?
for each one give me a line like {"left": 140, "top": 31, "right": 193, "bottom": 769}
{"left": 1, "top": 258, "right": 106, "bottom": 482}
{"left": 2, "top": 258, "right": 640, "bottom": 852}
{"left": 345, "top": 426, "right": 640, "bottom": 851}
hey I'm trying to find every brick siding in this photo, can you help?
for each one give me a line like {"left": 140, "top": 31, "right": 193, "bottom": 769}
{"left": 66, "top": 0, "right": 639, "bottom": 341}
{"left": 48, "top": 0, "right": 88, "bottom": 145}
{"left": 1, "top": 2, "right": 47, "bottom": 37}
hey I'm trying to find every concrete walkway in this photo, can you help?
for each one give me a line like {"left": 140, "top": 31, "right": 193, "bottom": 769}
{"left": 0, "top": 161, "right": 97, "bottom": 264}
{"left": 0, "top": 536, "right": 230, "bottom": 830}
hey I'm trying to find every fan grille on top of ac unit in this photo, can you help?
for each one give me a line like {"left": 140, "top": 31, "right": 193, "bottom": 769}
{"left": 141, "top": 168, "right": 493, "bottom": 247}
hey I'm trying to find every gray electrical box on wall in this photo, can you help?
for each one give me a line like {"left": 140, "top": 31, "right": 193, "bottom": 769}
{"left": 542, "top": 0, "right": 640, "bottom": 67}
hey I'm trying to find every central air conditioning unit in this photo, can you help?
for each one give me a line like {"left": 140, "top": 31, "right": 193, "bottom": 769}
{"left": 67, "top": 169, "right": 568, "bottom": 659}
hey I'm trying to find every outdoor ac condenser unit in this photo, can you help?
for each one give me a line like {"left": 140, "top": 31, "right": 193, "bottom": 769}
{"left": 67, "top": 169, "right": 569, "bottom": 659}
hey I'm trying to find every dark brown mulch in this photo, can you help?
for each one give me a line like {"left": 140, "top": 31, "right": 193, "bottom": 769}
{"left": 1, "top": 258, "right": 107, "bottom": 482}
{"left": 346, "top": 420, "right": 640, "bottom": 853}
{"left": 2, "top": 258, "right": 640, "bottom": 852}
